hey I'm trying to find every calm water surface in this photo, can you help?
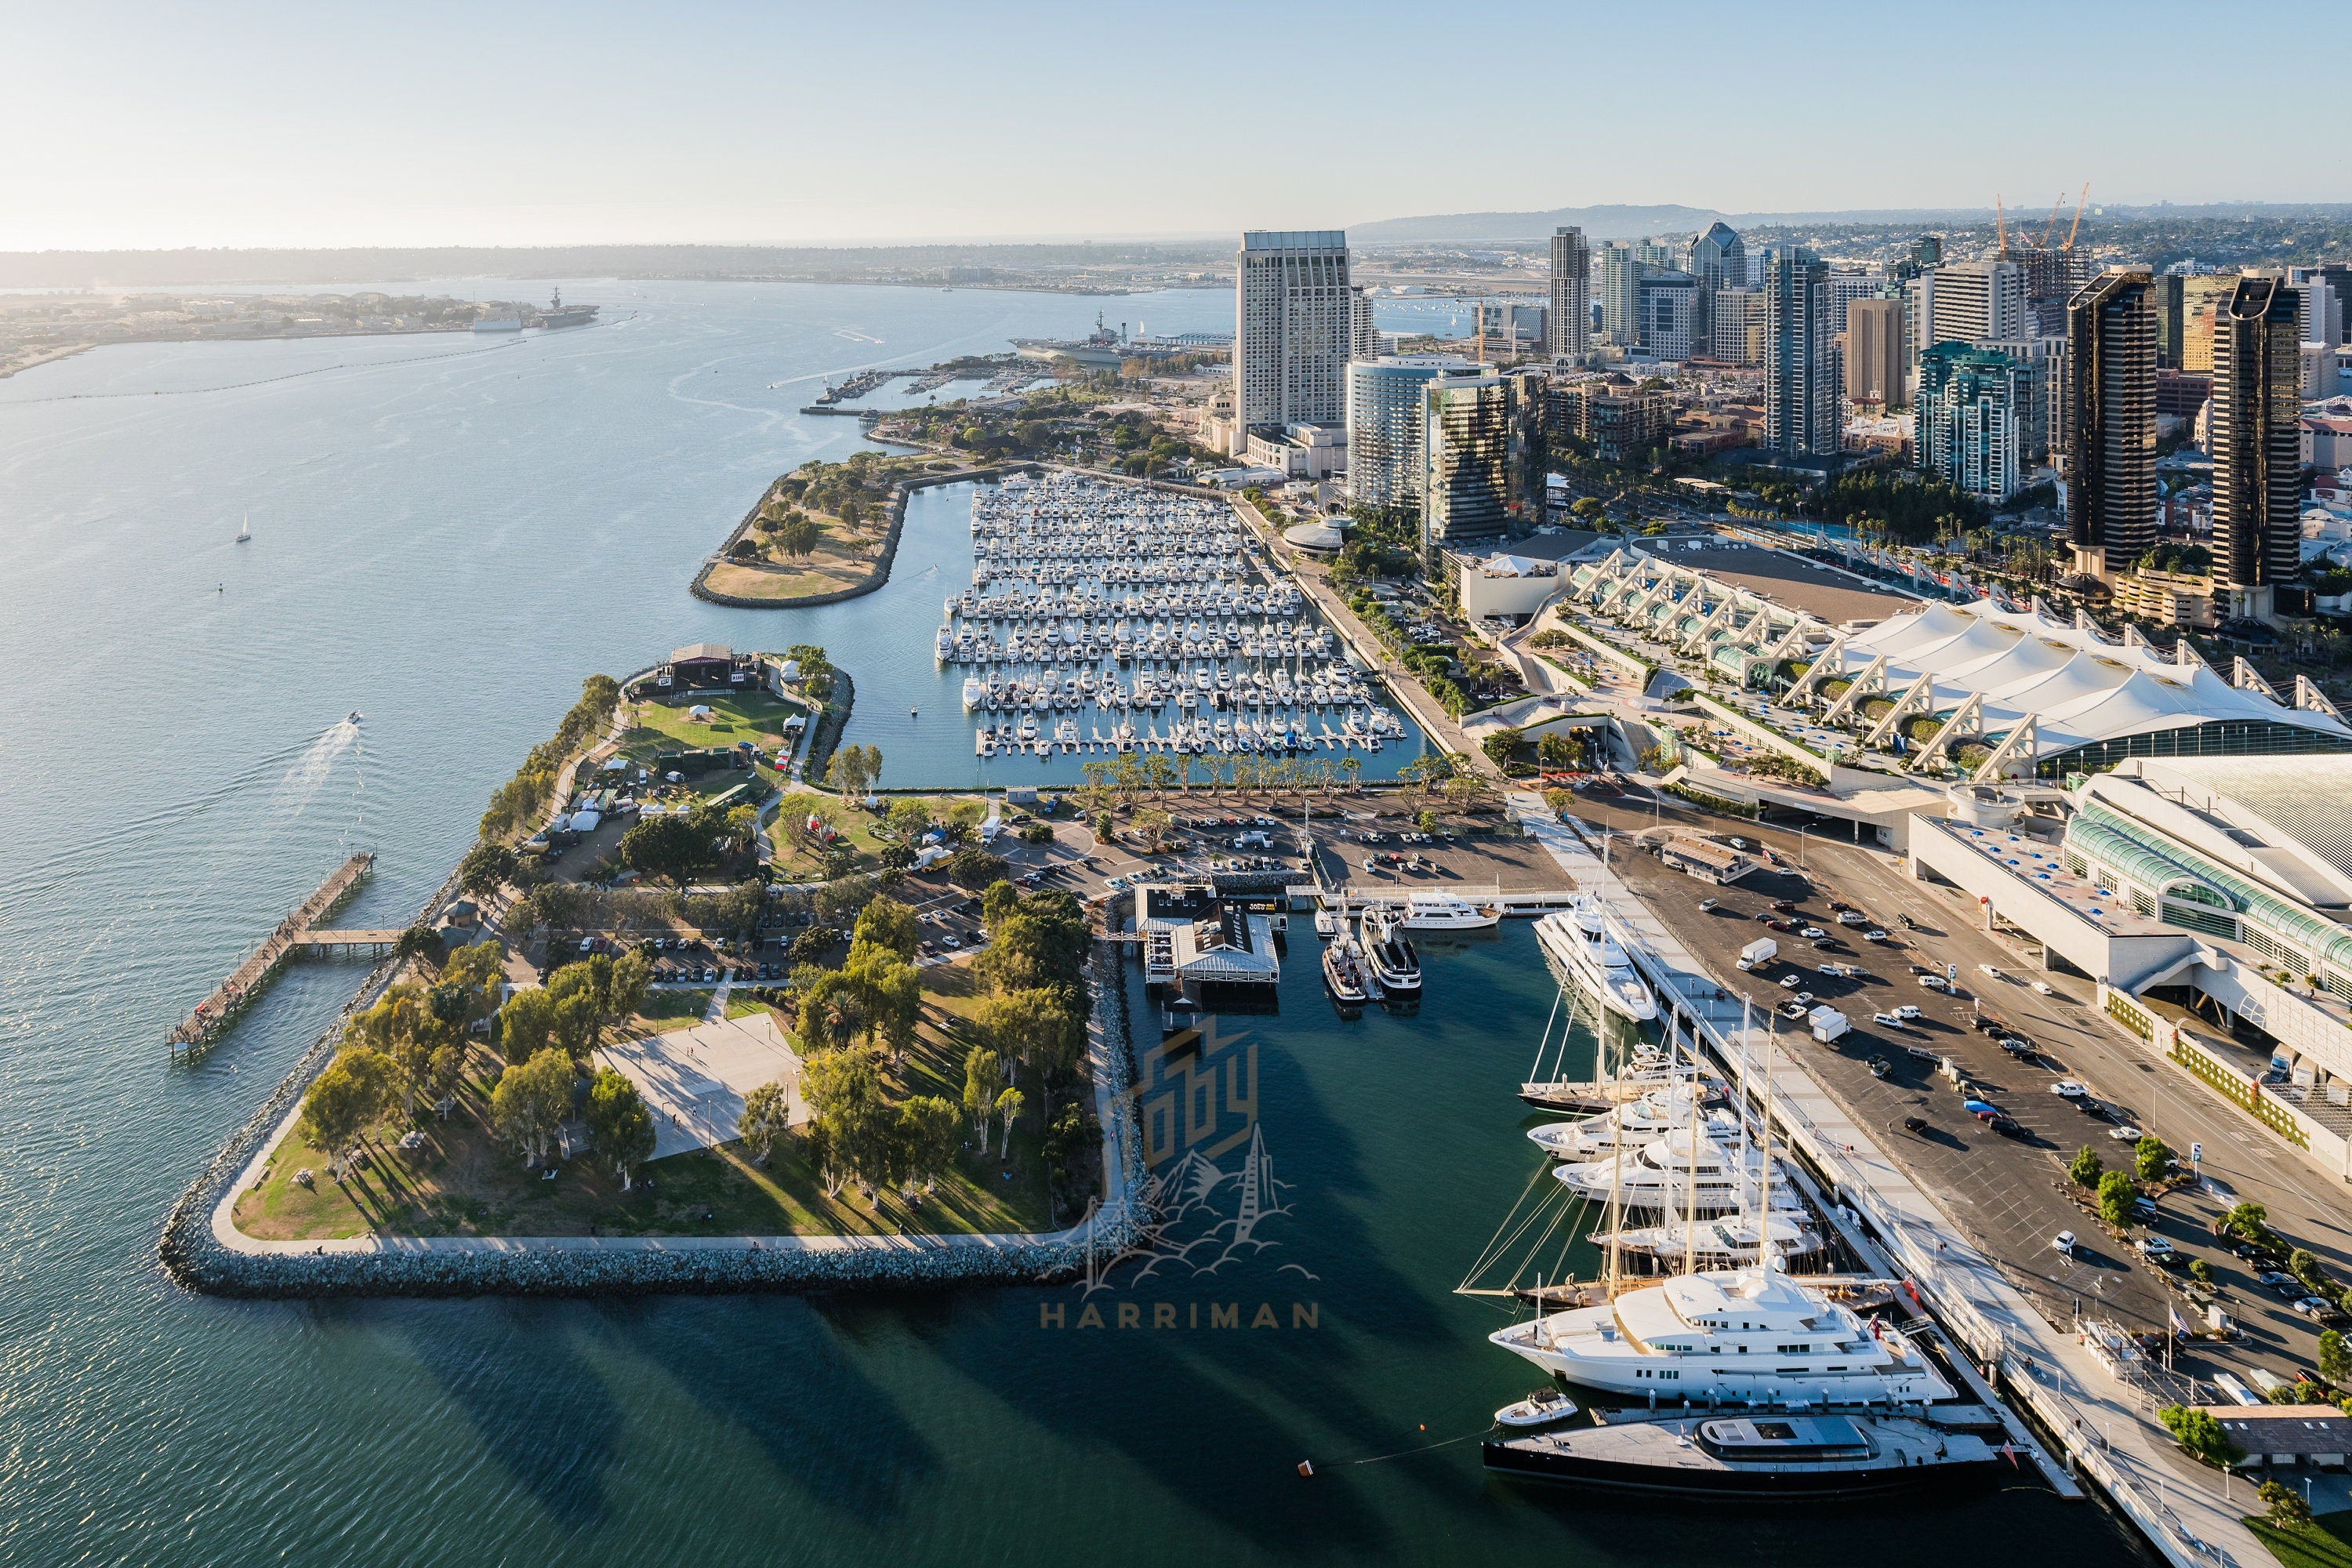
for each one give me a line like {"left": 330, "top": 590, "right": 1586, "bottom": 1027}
{"left": 0, "top": 283, "right": 2142, "bottom": 1566}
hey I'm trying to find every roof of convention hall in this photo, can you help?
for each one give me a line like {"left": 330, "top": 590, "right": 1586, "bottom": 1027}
{"left": 1832, "top": 600, "right": 2352, "bottom": 760}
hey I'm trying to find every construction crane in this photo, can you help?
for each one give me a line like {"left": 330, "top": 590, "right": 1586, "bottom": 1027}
{"left": 1995, "top": 193, "right": 2006, "bottom": 252}
{"left": 2064, "top": 181, "right": 2089, "bottom": 252}
{"left": 2039, "top": 192, "right": 2067, "bottom": 251}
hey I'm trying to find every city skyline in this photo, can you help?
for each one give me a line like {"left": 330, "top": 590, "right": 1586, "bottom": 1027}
{"left": 3, "top": 1, "right": 2344, "bottom": 252}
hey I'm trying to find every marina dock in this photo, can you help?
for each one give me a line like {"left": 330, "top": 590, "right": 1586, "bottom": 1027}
{"left": 167, "top": 852, "right": 376, "bottom": 1058}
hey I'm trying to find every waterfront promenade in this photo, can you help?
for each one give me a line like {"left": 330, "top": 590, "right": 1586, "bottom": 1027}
{"left": 1511, "top": 794, "right": 2264, "bottom": 1568}
{"left": 1226, "top": 495, "right": 1501, "bottom": 779}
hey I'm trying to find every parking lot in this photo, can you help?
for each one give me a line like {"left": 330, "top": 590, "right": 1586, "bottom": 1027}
{"left": 1572, "top": 790, "right": 2352, "bottom": 1401}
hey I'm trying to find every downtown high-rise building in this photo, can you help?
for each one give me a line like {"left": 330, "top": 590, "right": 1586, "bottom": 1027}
{"left": 1422, "top": 372, "right": 1520, "bottom": 566}
{"left": 2149, "top": 272, "right": 2185, "bottom": 370}
{"left": 1764, "top": 245, "right": 1838, "bottom": 459}
{"left": 1709, "top": 288, "right": 1766, "bottom": 365}
{"left": 1599, "top": 244, "right": 1643, "bottom": 347}
{"left": 1912, "top": 260, "right": 2027, "bottom": 355}
{"left": 1843, "top": 297, "right": 1904, "bottom": 405}
{"left": 2212, "top": 274, "right": 2305, "bottom": 622}
{"left": 1916, "top": 343, "right": 2032, "bottom": 501}
{"left": 1235, "top": 230, "right": 1351, "bottom": 430}
{"left": 1548, "top": 227, "right": 1591, "bottom": 361}
{"left": 1638, "top": 270, "right": 1700, "bottom": 361}
{"left": 1347, "top": 285, "right": 1382, "bottom": 361}
{"left": 1345, "top": 354, "right": 1480, "bottom": 510}
{"left": 1685, "top": 221, "right": 1745, "bottom": 342}
{"left": 1824, "top": 270, "right": 1885, "bottom": 336}
{"left": 2063, "top": 268, "right": 2156, "bottom": 581}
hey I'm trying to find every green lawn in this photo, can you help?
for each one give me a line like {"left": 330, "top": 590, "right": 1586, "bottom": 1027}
{"left": 231, "top": 967, "right": 1062, "bottom": 1242}
{"left": 2249, "top": 1512, "right": 2352, "bottom": 1568}
{"left": 766, "top": 790, "right": 985, "bottom": 881}
{"left": 619, "top": 691, "right": 808, "bottom": 760}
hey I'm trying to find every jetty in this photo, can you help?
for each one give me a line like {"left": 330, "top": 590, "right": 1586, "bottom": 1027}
{"left": 167, "top": 852, "right": 376, "bottom": 1058}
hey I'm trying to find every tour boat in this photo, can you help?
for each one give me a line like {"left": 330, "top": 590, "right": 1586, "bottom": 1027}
{"left": 1359, "top": 904, "right": 1422, "bottom": 998}
{"left": 1399, "top": 893, "right": 1501, "bottom": 932}
{"left": 1534, "top": 898, "right": 1658, "bottom": 1022}
{"left": 1322, "top": 935, "right": 1376, "bottom": 1006}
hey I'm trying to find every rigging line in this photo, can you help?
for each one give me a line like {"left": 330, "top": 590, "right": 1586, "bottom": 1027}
{"left": 1525, "top": 985, "right": 1561, "bottom": 1081}
{"left": 1508, "top": 1190, "right": 1589, "bottom": 1292}
{"left": 1336, "top": 1428, "right": 1493, "bottom": 1467}
{"left": 1454, "top": 1157, "right": 1562, "bottom": 1290}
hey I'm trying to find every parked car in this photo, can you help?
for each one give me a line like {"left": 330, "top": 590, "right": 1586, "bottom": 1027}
{"left": 1863, "top": 929, "right": 1889, "bottom": 942}
{"left": 2053, "top": 1231, "right": 2077, "bottom": 1254}
{"left": 1873, "top": 1011, "right": 1907, "bottom": 1028}
{"left": 2138, "top": 1237, "right": 2177, "bottom": 1263}
{"left": 1901, "top": 1116, "right": 1929, "bottom": 1134}
{"left": 2051, "top": 1080, "right": 2088, "bottom": 1098}
{"left": 1799, "top": 926, "right": 1827, "bottom": 938}
{"left": 2106, "top": 1123, "right": 2145, "bottom": 1142}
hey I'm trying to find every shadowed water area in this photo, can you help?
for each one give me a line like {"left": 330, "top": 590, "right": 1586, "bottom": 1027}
{"left": 0, "top": 281, "right": 2144, "bottom": 1566}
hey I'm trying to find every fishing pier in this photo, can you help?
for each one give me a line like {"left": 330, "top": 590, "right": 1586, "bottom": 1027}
{"left": 167, "top": 852, "right": 376, "bottom": 1058}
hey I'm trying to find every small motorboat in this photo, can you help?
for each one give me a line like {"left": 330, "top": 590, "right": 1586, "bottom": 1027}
{"left": 1495, "top": 1387, "right": 1578, "bottom": 1429}
{"left": 347, "top": 710, "right": 362, "bottom": 724}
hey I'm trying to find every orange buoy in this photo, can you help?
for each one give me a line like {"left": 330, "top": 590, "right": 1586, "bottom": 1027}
{"left": 1297, "top": 1461, "right": 1314, "bottom": 1478}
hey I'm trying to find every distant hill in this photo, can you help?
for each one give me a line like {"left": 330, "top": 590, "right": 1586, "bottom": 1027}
{"left": 1350, "top": 201, "right": 2352, "bottom": 245}
{"left": 1348, "top": 205, "right": 2014, "bottom": 245}
{"left": 1350, "top": 205, "right": 1730, "bottom": 245}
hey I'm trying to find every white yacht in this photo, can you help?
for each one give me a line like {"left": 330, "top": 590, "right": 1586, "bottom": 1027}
{"left": 1590, "top": 1214, "right": 1823, "bottom": 1269}
{"left": 961, "top": 676, "right": 984, "bottom": 710}
{"left": 1489, "top": 1265, "right": 1955, "bottom": 1406}
{"left": 1551, "top": 1126, "right": 1807, "bottom": 1219}
{"left": 1526, "top": 1086, "right": 1722, "bottom": 1161}
{"left": 1534, "top": 898, "right": 1658, "bottom": 1023}
{"left": 1398, "top": 893, "right": 1500, "bottom": 932}
{"left": 1359, "top": 905, "right": 1422, "bottom": 999}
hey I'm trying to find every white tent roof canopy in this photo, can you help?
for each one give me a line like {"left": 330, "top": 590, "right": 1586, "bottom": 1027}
{"left": 1835, "top": 601, "right": 2349, "bottom": 759}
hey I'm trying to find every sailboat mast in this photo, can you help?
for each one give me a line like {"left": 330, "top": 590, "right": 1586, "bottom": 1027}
{"left": 1605, "top": 1020, "right": 1624, "bottom": 1302}
{"left": 1681, "top": 1010, "right": 1700, "bottom": 1275}
{"left": 1758, "top": 1026, "right": 1777, "bottom": 1273}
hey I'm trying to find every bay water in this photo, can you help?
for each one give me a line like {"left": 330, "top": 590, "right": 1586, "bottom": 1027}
{"left": 0, "top": 282, "right": 2140, "bottom": 1566}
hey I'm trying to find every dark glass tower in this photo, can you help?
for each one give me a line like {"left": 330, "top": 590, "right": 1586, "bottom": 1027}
{"left": 2063, "top": 269, "right": 2156, "bottom": 580}
{"left": 2212, "top": 274, "right": 2305, "bottom": 622}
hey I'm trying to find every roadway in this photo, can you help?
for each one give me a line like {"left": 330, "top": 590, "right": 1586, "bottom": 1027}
{"left": 1564, "top": 787, "right": 2352, "bottom": 1406}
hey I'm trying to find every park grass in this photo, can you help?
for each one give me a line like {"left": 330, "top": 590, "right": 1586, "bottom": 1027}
{"left": 619, "top": 691, "right": 807, "bottom": 758}
{"left": 768, "top": 791, "right": 993, "bottom": 883}
{"left": 230, "top": 966, "right": 1059, "bottom": 1242}
{"left": 704, "top": 529, "right": 879, "bottom": 601}
{"left": 2249, "top": 1512, "right": 2352, "bottom": 1568}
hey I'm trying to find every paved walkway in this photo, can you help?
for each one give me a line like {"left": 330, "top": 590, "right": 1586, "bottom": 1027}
{"left": 1226, "top": 498, "right": 1501, "bottom": 778}
{"left": 1512, "top": 794, "right": 2261, "bottom": 1568}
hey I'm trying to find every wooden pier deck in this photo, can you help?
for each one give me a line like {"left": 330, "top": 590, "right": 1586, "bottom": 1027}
{"left": 167, "top": 852, "right": 376, "bottom": 1056}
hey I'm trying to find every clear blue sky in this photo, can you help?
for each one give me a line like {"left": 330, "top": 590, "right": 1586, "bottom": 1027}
{"left": 1, "top": 0, "right": 2332, "bottom": 251}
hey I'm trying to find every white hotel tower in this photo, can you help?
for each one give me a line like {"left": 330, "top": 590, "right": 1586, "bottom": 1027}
{"left": 1236, "top": 230, "right": 1351, "bottom": 431}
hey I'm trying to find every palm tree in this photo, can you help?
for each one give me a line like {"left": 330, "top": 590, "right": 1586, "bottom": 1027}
{"left": 1341, "top": 756, "right": 1362, "bottom": 793}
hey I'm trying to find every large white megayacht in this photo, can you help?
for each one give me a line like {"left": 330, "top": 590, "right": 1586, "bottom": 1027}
{"left": 938, "top": 474, "right": 1408, "bottom": 757}
{"left": 1489, "top": 1264, "right": 1954, "bottom": 1406}
{"left": 1534, "top": 896, "right": 1657, "bottom": 1022}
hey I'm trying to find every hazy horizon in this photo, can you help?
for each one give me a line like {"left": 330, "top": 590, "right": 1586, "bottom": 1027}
{"left": 4, "top": 0, "right": 2343, "bottom": 252}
